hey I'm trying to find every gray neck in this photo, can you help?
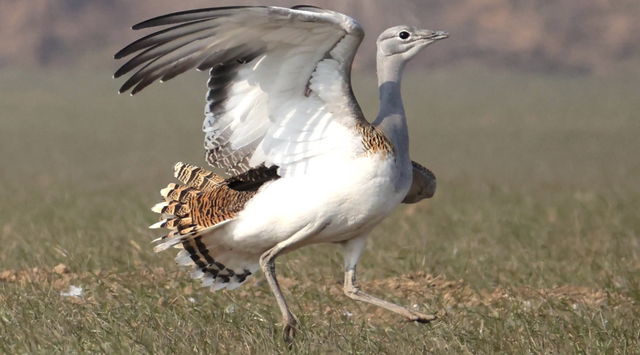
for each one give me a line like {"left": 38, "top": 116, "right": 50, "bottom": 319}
{"left": 373, "top": 53, "right": 409, "bottom": 159}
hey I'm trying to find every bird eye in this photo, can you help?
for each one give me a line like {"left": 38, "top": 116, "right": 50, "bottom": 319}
{"left": 399, "top": 31, "right": 410, "bottom": 40}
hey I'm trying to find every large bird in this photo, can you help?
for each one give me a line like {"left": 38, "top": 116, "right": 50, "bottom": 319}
{"left": 115, "top": 5, "right": 446, "bottom": 342}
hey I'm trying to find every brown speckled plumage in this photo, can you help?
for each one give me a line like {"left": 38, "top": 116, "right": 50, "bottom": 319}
{"left": 173, "top": 162, "right": 225, "bottom": 191}
{"left": 151, "top": 162, "right": 273, "bottom": 288}
{"left": 188, "top": 185, "right": 257, "bottom": 227}
{"left": 355, "top": 120, "right": 395, "bottom": 155}
{"left": 161, "top": 163, "right": 259, "bottom": 230}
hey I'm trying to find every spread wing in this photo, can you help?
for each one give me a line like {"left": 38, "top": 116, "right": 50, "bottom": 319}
{"left": 115, "top": 6, "right": 366, "bottom": 177}
{"left": 402, "top": 161, "right": 437, "bottom": 204}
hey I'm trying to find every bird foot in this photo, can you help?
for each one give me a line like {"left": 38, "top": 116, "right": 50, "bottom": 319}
{"left": 405, "top": 310, "right": 438, "bottom": 323}
{"left": 282, "top": 319, "right": 298, "bottom": 345}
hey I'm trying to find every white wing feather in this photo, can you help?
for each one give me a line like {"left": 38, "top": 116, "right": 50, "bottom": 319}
{"left": 115, "top": 6, "right": 365, "bottom": 177}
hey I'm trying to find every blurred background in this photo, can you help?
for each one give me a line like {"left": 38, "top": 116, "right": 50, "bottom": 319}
{"left": 2, "top": 0, "right": 640, "bottom": 73}
{"left": 2, "top": 0, "right": 640, "bottom": 264}
{"left": 1, "top": 0, "right": 639, "bottom": 267}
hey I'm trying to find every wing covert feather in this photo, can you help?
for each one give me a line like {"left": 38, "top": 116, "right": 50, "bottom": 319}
{"left": 115, "top": 6, "right": 365, "bottom": 176}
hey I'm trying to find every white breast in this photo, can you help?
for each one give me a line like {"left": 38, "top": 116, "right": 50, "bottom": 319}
{"left": 225, "top": 148, "right": 412, "bottom": 253}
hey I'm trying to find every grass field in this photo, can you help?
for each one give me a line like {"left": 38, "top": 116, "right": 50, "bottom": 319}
{"left": 1, "top": 68, "right": 639, "bottom": 354}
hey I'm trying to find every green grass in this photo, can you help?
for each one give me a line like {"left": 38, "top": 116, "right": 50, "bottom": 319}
{"left": 1, "top": 68, "right": 639, "bottom": 354}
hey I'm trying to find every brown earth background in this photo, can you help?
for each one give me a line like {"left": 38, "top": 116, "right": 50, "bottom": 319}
{"left": 1, "top": 0, "right": 639, "bottom": 74}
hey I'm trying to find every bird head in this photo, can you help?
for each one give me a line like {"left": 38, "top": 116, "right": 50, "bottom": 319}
{"left": 377, "top": 26, "right": 448, "bottom": 60}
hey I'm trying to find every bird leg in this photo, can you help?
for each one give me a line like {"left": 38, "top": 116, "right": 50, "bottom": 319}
{"left": 344, "top": 268, "right": 438, "bottom": 322}
{"left": 259, "top": 246, "right": 297, "bottom": 344}
{"left": 259, "top": 222, "right": 327, "bottom": 344}
{"left": 341, "top": 234, "right": 437, "bottom": 323}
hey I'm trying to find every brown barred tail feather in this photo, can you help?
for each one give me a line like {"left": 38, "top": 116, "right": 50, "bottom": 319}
{"left": 150, "top": 162, "right": 272, "bottom": 290}
{"left": 173, "top": 162, "right": 225, "bottom": 191}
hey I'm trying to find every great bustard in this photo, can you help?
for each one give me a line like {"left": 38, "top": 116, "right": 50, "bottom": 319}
{"left": 115, "top": 5, "right": 445, "bottom": 342}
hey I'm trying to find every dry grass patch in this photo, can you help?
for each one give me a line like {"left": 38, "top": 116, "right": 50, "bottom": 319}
{"left": 2, "top": 265, "right": 634, "bottom": 321}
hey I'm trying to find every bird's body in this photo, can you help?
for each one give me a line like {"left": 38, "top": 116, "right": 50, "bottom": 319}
{"left": 115, "top": 5, "right": 446, "bottom": 342}
{"left": 155, "top": 124, "right": 411, "bottom": 291}
{"left": 235, "top": 142, "right": 411, "bottom": 250}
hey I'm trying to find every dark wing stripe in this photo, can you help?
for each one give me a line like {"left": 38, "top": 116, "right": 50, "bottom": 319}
{"left": 114, "top": 19, "right": 216, "bottom": 61}
{"left": 116, "top": 26, "right": 217, "bottom": 78}
{"left": 119, "top": 30, "right": 220, "bottom": 94}
{"left": 205, "top": 62, "right": 245, "bottom": 107}
{"left": 158, "top": 39, "right": 267, "bottom": 86}
{"left": 131, "top": 6, "right": 260, "bottom": 30}
{"left": 290, "top": 5, "right": 323, "bottom": 10}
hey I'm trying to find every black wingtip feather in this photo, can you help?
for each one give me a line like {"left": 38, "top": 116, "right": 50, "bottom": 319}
{"left": 131, "top": 6, "right": 259, "bottom": 30}
{"left": 114, "top": 59, "right": 141, "bottom": 79}
{"left": 291, "top": 5, "right": 323, "bottom": 10}
{"left": 113, "top": 67, "right": 125, "bottom": 79}
{"left": 116, "top": 20, "right": 215, "bottom": 60}
{"left": 115, "top": 41, "right": 144, "bottom": 60}
{"left": 118, "top": 76, "right": 140, "bottom": 95}
{"left": 290, "top": 5, "right": 329, "bottom": 13}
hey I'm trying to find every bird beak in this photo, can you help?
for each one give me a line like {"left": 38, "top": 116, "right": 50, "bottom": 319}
{"left": 432, "top": 31, "right": 449, "bottom": 40}
{"left": 419, "top": 30, "right": 449, "bottom": 42}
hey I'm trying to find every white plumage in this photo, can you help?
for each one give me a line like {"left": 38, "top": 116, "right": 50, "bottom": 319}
{"left": 115, "top": 5, "right": 446, "bottom": 342}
